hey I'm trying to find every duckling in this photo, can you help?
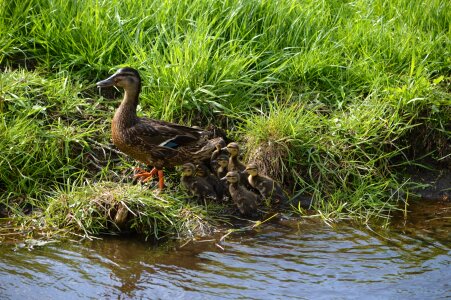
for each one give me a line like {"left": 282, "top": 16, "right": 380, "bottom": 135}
{"left": 225, "top": 142, "right": 246, "bottom": 172}
{"left": 223, "top": 171, "right": 259, "bottom": 217}
{"left": 180, "top": 163, "right": 217, "bottom": 203}
{"left": 210, "top": 142, "right": 229, "bottom": 173}
{"left": 225, "top": 142, "right": 256, "bottom": 189}
{"left": 245, "top": 163, "right": 288, "bottom": 206}
{"left": 211, "top": 141, "right": 228, "bottom": 163}
{"left": 214, "top": 154, "right": 229, "bottom": 179}
{"left": 196, "top": 163, "right": 225, "bottom": 201}
{"left": 209, "top": 154, "right": 230, "bottom": 199}
{"left": 96, "top": 67, "right": 224, "bottom": 190}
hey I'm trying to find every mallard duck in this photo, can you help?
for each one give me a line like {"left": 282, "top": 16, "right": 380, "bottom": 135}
{"left": 223, "top": 171, "right": 259, "bottom": 216}
{"left": 96, "top": 67, "right": 224, "bottom": 189}
{"left": 225, "top": 142, "right": 257, "bottom": 190}
{"left": 213, "top": 154, "right": 229, "bottom": 179}
{"left": 225, "top": 142, "right": 246, "bottom": 172}
{"left": 210, "top": 154, "right": 230, "bottom": 199}
{"left": 245, "top": 163, "right": 288, "bottom": 206}
{"left": 195, "top": 163, "right": 225, "bottom": 201}
{"left": 210, "top": 141, "right": 228, "bottom": 164}
{"left": 180, "top": 163, "right": 217, "bottom": 203}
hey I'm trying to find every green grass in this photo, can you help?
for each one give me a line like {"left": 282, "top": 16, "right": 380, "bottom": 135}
{"left": 22, "top": 181, "right": 225, "bottom": 239}
{"left": 0, "top": 0, "right": 449, "bottom": 237}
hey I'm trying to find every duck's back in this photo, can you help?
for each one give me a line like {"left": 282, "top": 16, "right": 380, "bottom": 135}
{"left": 229, "top": 183, "right": 258, "bottom": 215}
{"left": 251, "top": 175, "right": 288, "bottom": 204}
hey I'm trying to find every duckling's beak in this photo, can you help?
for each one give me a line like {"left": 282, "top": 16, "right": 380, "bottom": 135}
{"left": 96, "top": 74, "right": 116, "bottom": 88}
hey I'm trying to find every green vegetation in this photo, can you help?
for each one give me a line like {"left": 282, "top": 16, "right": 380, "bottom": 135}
{"left": 1, "top": 0, "right": 449, "bottom": 238}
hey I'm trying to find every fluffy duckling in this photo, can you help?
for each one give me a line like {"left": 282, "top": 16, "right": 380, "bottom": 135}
{"left": 245, "top": 163, "right": 288, "bottom": 206}
{"left": 180, "top": 163, "right": 217, "bottom": 203}
{"left": 214, "top": 154, "right": 229, "bottom": 178}
{"left": 225, "top": 142, "right": 255, "bottom": 190}
{"left": 225, "top": 142, "right": 246, "bottom": 172}
{"left": 210, "top": 154, "right": 230, "bottom": 199}
{"left": 210, "top": 141, "right": 228, "bottom": 164}
{"left": 223, "top": 171, "right": 259, "bottom": 216}
{"left": 196, "top": 163, "right": 225, "bottom": 201}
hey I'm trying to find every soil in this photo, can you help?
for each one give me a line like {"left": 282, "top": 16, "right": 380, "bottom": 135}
{"left": 406, "top": 166, "right": 450, "bottom": 202}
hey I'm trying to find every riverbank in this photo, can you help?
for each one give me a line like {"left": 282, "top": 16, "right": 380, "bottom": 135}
{"left": 1, "top": 0, "right": 449, "bottom": 240}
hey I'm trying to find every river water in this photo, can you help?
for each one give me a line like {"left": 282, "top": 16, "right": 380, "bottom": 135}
{"left": 1, "top": 200, "right": 449, "bottom": 299}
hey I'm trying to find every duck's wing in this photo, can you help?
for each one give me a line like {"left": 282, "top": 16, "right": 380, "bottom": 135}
{"left": 144, "top": 145, "right": 178, "bottom": 160}
{"left": 143, "top": 118, "right": 204, "bottom": 139}
{"left": 129, "top": 118, "right": 203, "bottom": 147}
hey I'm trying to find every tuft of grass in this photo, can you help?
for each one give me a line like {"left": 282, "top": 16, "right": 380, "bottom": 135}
{"left": 239, "top": 94, "right": 430, "bottom": 222}
{"left": 19, "top": 181, "right": 226, "bottom": 240}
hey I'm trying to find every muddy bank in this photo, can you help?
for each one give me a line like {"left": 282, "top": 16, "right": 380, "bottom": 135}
{"left": 406, "top": 166, "right": 450, "bottom": 202}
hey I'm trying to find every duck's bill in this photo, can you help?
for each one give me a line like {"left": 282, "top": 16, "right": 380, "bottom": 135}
{"left": 96, "top": 75, "right": 115, "bottom": 87}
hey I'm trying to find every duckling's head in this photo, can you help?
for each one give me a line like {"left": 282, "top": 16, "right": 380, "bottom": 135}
{"left": 195, "top": 164, "right": 209, "bottom": 177}
{"left": 245, "top": 163, "right": 259, "bottom": 176}
{"left": 181, "top": 163, "right": 196, "bottom": 176}
{"left": 224, "top": 171, "right": 240, "bottom": 183}
{"left": 217, "top": 154, "right": 229, "bottom": 167}
{"left": 215, "top": 140, "right": 226, "bottom": 150}
{"left": 96, "top": 67, "right": 141, "bottom": 91}
{"left": 226, "top": 142, "right": 240, "bottom": 156}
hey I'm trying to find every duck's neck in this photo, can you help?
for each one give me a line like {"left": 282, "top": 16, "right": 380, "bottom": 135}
{"left": 230, "top": 181, "right": 239, "bottom": 188}
{"left": 113, "top": 88, "right": 139, "bottom": 128}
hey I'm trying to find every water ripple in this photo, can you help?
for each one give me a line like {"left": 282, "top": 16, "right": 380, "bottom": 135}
{"left": 1, "top": 202, "right": 450, "bottom": 299}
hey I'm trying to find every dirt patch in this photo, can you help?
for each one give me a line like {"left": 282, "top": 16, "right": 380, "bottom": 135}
{"left": 407, "top": 166, "right": 450, "bottom": 201}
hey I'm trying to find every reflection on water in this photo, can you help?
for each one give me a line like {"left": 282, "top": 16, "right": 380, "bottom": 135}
{"left": 1, "top": 200, "right": 450, "bottom": 299}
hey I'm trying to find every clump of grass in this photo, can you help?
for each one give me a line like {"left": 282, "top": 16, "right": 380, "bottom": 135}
{"left": 240, "top": 95, "right": 417, "bottom": 222}
{"left": 21, "top": 181, "right": 225, "bottom": 240}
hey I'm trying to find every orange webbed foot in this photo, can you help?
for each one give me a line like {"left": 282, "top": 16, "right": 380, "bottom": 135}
{"left": 134, "top": 167, "right": 158, "bottom": 182}
{"left": 134, "top": 167, "right": 165, "bottom": 190}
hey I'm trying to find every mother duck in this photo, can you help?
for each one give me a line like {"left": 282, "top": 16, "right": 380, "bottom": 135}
{"left": 96, "top": 67, "right": 224, "bottom": 189}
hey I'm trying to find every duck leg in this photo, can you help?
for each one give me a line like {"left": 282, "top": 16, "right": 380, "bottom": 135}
{"left": 157, "top": 170, "right": 164, "bottom": 190}
{"left": 134, "top": 167, "right": 165, "bottom": 190}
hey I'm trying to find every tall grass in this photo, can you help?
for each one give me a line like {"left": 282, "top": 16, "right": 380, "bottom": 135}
{"left": 0, "top": 0, "right": 449, "bottom": 233}
{"left": 1, "top": 71, "right": 91, "bottom": 210}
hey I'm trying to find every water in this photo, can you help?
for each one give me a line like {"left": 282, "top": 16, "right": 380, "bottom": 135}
{"left": 1, "top": 201, "right": 450, "bottom": 299}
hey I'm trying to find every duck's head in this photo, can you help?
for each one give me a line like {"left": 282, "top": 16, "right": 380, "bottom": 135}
{"left": 245, "top": 163, "right": 259, "bottom": 176}
{"left": 226, "top": 142, "right": 240, "bottom": 156}
{"left": 195, "top": 164, "right": 209, "bottom": 177}
{"left": 181, "top": 163, "right": 196, "bottom": 176}
{"left": 217, "top": 154, "right": 229, "bottom": 167}
{"left": 96, "top": 67, "right": 141, "bottom": 91}
{"left": 223, "top": 171, "right": 240, "bottom": 183}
